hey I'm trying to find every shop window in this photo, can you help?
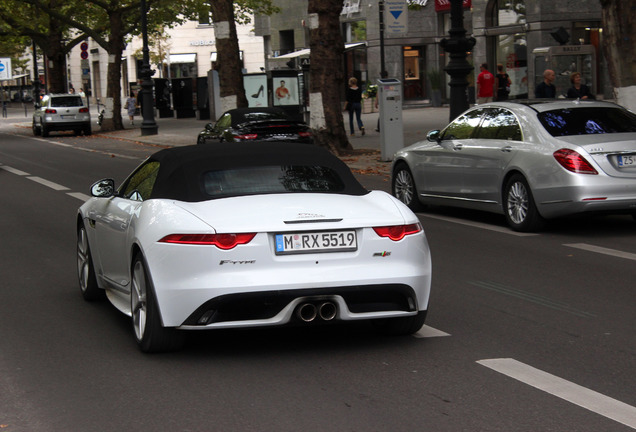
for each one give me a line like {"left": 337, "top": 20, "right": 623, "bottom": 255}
{"left": 403, "top": 46, "right": 425, "bottom": 100}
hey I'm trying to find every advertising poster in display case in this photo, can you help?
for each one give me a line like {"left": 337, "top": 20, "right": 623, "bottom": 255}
{"left": 244, "top": 74, "right": 268, "bottom": 107}
{"left": 273, "top": 76, "right": 299, "bottom": 106}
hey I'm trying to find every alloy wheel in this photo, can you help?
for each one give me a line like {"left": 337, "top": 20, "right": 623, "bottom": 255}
{"left": 131, "top": 261, "right": 148, "bottom": 341}
{"left": 506, "top": 180, "right": 529, "bottom": 225}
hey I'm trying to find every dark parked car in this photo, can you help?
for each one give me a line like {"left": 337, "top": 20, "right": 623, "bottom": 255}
{"left": 197, "top": 107, "right": 312, "bottom": 145}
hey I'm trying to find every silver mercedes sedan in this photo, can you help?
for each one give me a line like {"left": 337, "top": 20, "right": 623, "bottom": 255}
{"left": 392, "top": 100, "right": 636, "bottom": 232}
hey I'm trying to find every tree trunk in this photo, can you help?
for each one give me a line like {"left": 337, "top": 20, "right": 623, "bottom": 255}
{"left": 600, "top": 0, "right": 636, "bottom": 111}
{"left": 103, "top": 10, "right": 126, "bottom": 131}
{"left": 210, "top": 0, "right": 248, "bottom": 112}
{"left": 307, "top": 0, "right": 351, "bottom": 154}
{"left": 44, "top": 25, "right": 67, "bottom": 93}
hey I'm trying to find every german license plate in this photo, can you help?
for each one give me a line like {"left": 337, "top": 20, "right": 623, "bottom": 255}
{"left": 617, "top": 154, "right": 635, "bottom": 167}
{"left": 275, "top": 230, "right": 357, "bottom": 255}
{"left": 61, "top": 115, "right": 75, "bottom": 119}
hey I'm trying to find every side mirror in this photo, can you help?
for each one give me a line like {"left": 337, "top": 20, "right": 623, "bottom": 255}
{"left": 205, "top": 122, "right": 215, "bottom": 131}
{"left": 90, "top": 179, "right": 116, "bottom": 198}
{"left": 427, "top": 130, "right": 441, "bottom": 143}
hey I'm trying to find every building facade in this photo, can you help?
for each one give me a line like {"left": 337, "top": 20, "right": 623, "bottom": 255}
{"left": 64, "top": 17, "right": 264, "bottom": 103}
{"left": 257, "top": 0, "right": 605, "bottom": 105}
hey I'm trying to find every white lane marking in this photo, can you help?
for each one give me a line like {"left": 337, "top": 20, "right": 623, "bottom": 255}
{"left": 421, "top": 213, "right": 538, "bottom": 237}
{"left": 478, "top": 358, "right": 636, "bottom": 429}
{"left": 414, "top": 325, "right": 451, "bottom": 338}
{"left": 67, "top": 192, "right": 91, "bottom": 202}
{"left": 1, "top": 165, "right": 30, "bottom": 176}
{"left": 27, "top": 176, "right": 70, "bottom": 191}
{"left": 564, "top": 243, "right": 636, "bottom": 261}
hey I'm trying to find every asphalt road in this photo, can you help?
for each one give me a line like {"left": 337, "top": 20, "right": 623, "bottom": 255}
{"left": 1, "top": 124, "right": 635, "bottom": 432}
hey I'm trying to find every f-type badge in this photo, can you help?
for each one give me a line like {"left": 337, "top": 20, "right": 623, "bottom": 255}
{"left": 373, "top": 252, "right": 391, "bottom": 257}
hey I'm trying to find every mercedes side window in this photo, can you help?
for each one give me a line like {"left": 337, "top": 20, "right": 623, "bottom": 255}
{"left": 120, "top": 161, "right": 160, "bottom": 201}
{"left": 441, "top": 109, "right": 484, "bottom": 140}
{"left": 476, "top": 108, "right": 522, "bottom": 141}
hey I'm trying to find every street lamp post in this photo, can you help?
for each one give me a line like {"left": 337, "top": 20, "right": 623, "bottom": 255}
{"left": 32, "top": 40, "right": 40, "bottom": 107}
{"left": 139, "top": 0, "right": 158, "bottom": 136}
{"left": 440, "top": 0, "right": 475, "bottom": 121}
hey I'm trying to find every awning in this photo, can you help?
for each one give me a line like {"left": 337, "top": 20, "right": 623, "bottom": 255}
{"left": 274, "top": 42, "right": 366, "bottom": 59}
{"left": 0, "top": 73, "right": 29, "bottom": 82}
{"left": 169, "top": 53, "right": 196, "bottom": 64}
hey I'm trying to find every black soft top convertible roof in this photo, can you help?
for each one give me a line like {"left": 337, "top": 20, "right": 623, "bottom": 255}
{"left": 148, "top": 142, "right": 368, "bottom": 202}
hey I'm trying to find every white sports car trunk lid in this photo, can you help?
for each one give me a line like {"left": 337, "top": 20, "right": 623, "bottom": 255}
{"left": 174, "top": 191, "right": 407, "bottom": 233}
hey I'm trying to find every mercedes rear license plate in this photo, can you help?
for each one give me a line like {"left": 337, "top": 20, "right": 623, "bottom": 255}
{"left": 275, "top": 230, "right": 357, "bottom": 255}
{"left": 617, "top": 154, "right": 635, "bottom": 167}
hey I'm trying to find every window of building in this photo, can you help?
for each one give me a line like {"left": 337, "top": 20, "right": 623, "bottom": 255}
{"left": 403, "top": 46, "right": 425, "bottom": 100}
{"left": 487, "top": 0, "right": 528, "bottom": 99}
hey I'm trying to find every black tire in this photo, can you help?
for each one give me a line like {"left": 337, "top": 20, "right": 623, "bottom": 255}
{"left": 41, "top": 124, "right": 50, "bottom": 137}
{"left": 197, "top": 135, "right": 205, "bottom": 145}
{"left": 392, "top": 163, "right": 424, "bottom": 212}
{"left": 32, "top": 120, "right": 41, "bottom": 136}
{"left": 84, "top": 127, "right": 92, "bottom": 136}
{"left": 77, "top": 224, "right": 104, "bottom": 301}
{"left": 503, "top": 174, "right": 545, "bottom": 232}
{"left": 131, "top": 254, "right": 185, "bottom": 353}
{"left": 373, "top": 310, "right": 427, "bottom": 336}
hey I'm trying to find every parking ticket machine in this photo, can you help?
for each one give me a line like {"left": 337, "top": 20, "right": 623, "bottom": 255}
{"left": 378, "top": 78, "right": 403, "bottom": 161}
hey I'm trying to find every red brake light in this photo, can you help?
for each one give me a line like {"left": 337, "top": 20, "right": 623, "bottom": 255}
{"left": 159, "top": 233, "right": 256, "bottom": 249}
{"left": 298, "top": 131, "right": 312, "bottom": 137}
{"left": 373, "top": 223, "right": 422, "bottom": 241}
{"left": 553, "top": 149, "right": 598, "bottom": 174}
{"left": 45, "top": 108, "right": 57, "bottom": 114}
{"left": 79, "top": 107, "right": 89, "bottom": 113}
{"left": 234, "top": 134, "right": 258, "bottom": 140}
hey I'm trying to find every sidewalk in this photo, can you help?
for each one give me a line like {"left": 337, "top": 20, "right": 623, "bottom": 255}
{"left": 3, "top": 101, "right": 450, "bottom": 176}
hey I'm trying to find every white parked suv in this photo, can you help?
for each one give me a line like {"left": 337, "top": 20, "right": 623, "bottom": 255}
{"left": 33, "top": 94, "right": 91, "bottom": 137}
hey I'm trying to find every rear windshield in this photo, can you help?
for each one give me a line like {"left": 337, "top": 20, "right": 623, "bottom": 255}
{"left": 202, "top": 165, "right": 345, "bottom": 198}
{"left": 538, "top": 107, "right": 636, "bottom": 137}
{"left": 50, "top": 96, "right": 84, "bottom": 107}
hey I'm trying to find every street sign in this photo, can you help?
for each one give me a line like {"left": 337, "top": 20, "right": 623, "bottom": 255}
{"left": 385, "top": 0, "right": 408, "bottom": 35}
{"left": 81, "top": 59, "right": 89, "bottom": 68}
{"left": 0, "top": 57, "right": 12, "bottom": 80}
{"left": 80, "top": 42, "right": 89, "bottom": 51}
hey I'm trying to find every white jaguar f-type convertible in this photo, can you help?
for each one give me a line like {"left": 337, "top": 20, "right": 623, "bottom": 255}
{"left": 77, "top": 143, "right": 432, "bottom": 352}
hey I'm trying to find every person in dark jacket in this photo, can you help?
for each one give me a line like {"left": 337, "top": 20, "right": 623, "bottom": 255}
{"left": 345, "top": 77, "right": 365, "bottom": 136}
{"left": 494, "top": 64, "right": 511, "bottom": 101}
{"left": 566, "top": 72, "right": 595, "bottom": 100}
{"left": 535, "top": 69, "right": 556, "bottom": 98}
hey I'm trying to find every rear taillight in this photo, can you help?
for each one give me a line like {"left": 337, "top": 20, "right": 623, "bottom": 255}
{"left": 298, "top": 131, "right": 312, "bottom": 137}
{"left": 79, "top": 107, "right": 89, "bottom": 113}
{"left": 234, "top": 134, "right": 258, "bottom": 140}
{"left": 45, "top": 108, "right": 57, "bottom": 114}
{"left": 553, "top": 149, "right": 598, "bottom": 174}
{"left": 159, "top": 233, "right": 256, "bottom": 250}
{"left": 373, "top": 223, "right": 422, "bottom": 241}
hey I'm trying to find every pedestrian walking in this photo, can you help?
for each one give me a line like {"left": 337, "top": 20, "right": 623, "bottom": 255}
{"left": 125, "top": 92, "right": 137, "bottom": 125}
{"left": 476, "top": 63, "right": 494, "bottom": 104}
{"left": 535, "top": 69, "right": 556, "bottom": 98}
{"left": 345, "top": 77, "right": 365, "bottom": 136}
{"left": 494, "top": 64, "right": 511, "bottom": 101}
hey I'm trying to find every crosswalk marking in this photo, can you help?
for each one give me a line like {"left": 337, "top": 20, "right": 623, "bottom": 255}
{"left": 478, "top": 358, "right": 636, "bottom": 429}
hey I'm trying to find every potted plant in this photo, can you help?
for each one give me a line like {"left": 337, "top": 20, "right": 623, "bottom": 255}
{"left": 427, "top": 68, "right": 443, "bottom": 107}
